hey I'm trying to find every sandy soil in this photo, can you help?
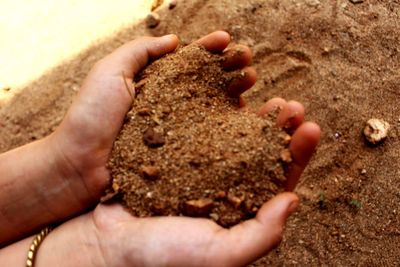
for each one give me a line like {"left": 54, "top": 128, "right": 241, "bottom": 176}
{"left": 1, "top": 0, "right": 399, "bottom": 266}
{"left": 107, "top": 44, "right": 289, "bottom": 227}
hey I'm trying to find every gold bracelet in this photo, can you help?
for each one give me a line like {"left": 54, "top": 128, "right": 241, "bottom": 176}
{"left": 26, "top": 226, "right": 53, "bottom": 267}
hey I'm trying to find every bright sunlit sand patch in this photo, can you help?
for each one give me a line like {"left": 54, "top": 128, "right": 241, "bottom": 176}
{"left": 0, "top": 0, "right": 153, "bottom": 104}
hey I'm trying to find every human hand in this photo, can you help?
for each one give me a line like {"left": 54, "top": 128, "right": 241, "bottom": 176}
{"left": 89, "top": 99, "right": 319, "bottom": 266}
{"left": 3, "top": 107, "right": 319, "bottom": 266}
{"left": 28, "top": 96, "right": 319, "bottom": 267}
{"left": 49, "top": 31, "right": 259, "bottom": 205}
{"left": 88, "top": 93, "right": 320, "bottom": 266}
{"left": 0, "top": 31, "right": 320, "bottom": 248}
{"left": 5, "top": 31, "right": 320, "bottom": 266}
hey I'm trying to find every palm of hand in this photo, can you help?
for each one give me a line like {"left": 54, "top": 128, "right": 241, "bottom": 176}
{"left": 91, "top": 194, "right": 295, "bottom": 267}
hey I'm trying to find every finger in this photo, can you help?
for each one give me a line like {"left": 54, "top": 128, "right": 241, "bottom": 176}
{"left": 227, "top": 67, "right": 257, "bottom": 97}
{"left": 221, "top": 45, "right": 252, "bottom": 71}
{"left": 95, "top": 34, "right": 179, "bottom": 79}
{"left": 211, "top": 193, "right": 299, "bottom": 267}
{"left": 286, "top": 122, "right": 321, "bottom": 191}
{"left": 258, "top": 97, "right": 287, "bottom": 116}
{"left": 276, "top": 100, "right": 305, "bottom": 131}
{"left": 239, "top": 96, "right": 247, "bottom": 108}
{"left": 259, "top": 99, "right": 305, "bottom": 129}
{"left": 194, "top": 31, "right": 231, "bottom": 53}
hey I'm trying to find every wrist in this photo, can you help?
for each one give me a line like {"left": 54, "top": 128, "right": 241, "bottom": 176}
{"left": 34, "top": 213, "right": 107, "bottom": 267}
{"left": 0, "top": 213, "right": 104, "bottom": 267}
{"left": 48, "top": 131, "right": 110, "bottom": 205}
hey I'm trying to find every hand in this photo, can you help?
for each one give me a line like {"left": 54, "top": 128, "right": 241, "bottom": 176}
{"left": 3, "top": 103, "right": 319, "bottom": 266}
{"left": 3, "top": 32, "right": 319, "bottom": 266}
{"left": 87, "top": 96, "right": 319, "bottom": 267}
{"left": 29, "top": 96, "right": 319, "bottom": 267}
{"left": 50, "top": 31, "right": 259, "bottom": 203}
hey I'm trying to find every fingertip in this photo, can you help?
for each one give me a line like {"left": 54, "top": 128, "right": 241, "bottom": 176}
{"left": 295, "top": 121, "right": 321, "bottom": 149}
{"left": 159, "top": 34, "right": 180, "bottom": 52}
{"left": 256, "top": 192, "right": 299, "bottom": 224}
{"left": 213, "top": 30, "right": 231, "bottom": 45}
{"left": 222, "top": 45, "right": 253, "bottom": 70}
{"left": 196, "top": 31, "right": 231, "bottom": 53}
{"left": 217, "top": 192, "right": 298, "bottom": 266}
{"left": 291, "top": 122, "right": 320, "bottom": 161}
{"left": 287, "top": 194, "right": 300, "bottom": 215}
{"left": 277, "top": 100, "right": 305, "bottom": 130}
{"left": 285, "top": 121, "right": 321, "bottom": 191}
{"left": 258, "top": 97, "right": 287, "bottom": 116}
{"left": 161, "top": 34, "right": 179, "bottom": 44}
{"left": 245, "top": 66, "right": 257, "bottom": 87}
{"left": 239, "top": 95, "right": 247, "bottom": 108}
{"left": 287, "top": 100, "right": 305, "bottom": 119}
{"left": 227, "top": 66, "right": 257, "bottom": 97}
{"left": 100, "top": 35, "right": 181, "bottom": 78}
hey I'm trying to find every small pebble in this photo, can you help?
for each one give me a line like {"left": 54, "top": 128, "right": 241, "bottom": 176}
{"left": 143, "top": 127, "right": 165, "bottom": 148}
{"left": 100, "top": 183, "right": 120, "bottom": 202}
{"left": 183, "top": 198, "right": 214, "bottom": 216}
{"left": 135, "top": 79, "right": 146, "bottom": 93}
{"left": 280, "top": 149, "right": 292, "bottom": 163}
{"left": 151, "top": 0, "right": 164, "bottom": 11}
{"left": 306, "top": 0, "right": 320, "bottom": 7}
{"left": 349, "top": 0, "right": 363, "bottom": 3}
{"left": 281, "top": 133, "right": 292, "bottom": 145}
{"left": 227, "top": 193, "right": 244, "bottom": 209}
{"left": 244, "top": 200, "right": 258, "bottom": 215}
{"left": 209, "top": 213, "right": 219, "bottom": 221}
{"left": 363, "top": 118, "right": 390, "bottom": 145}
{"left": 169, "top": 0, "right": 177, "bottom": 9}
{"left": 137, "top": 107, "right": 152, "bottom": 116}
{"left": 141, "top": 165, "right": 160, "bottom": 180}
{"left": 146, "top": 12, "right": 161, "bottom": 28}
{"left": 214, "top": 191, "right": 226, "bottom": 200}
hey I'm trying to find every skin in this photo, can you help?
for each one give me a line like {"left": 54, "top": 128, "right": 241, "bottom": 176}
{"left": 0, "top": 31, "right": 320, "bottom": 266}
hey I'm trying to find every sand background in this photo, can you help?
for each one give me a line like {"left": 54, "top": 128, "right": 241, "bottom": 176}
{"left": 1, "top": 0, "right": 399, "bottom": 266}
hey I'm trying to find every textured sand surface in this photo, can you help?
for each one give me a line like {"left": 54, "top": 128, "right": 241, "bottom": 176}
{"left": 1, "top": 1, "right": 399, "bottom": 265}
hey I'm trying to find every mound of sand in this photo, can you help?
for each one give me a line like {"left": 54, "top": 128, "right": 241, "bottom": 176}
{"left": 107, "top": 44, "right": 291, "bottom": 227}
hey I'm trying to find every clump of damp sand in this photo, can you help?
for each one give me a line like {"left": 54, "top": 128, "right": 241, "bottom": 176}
{"left": 106, "top": 44, "right": 291, "bottom": 227}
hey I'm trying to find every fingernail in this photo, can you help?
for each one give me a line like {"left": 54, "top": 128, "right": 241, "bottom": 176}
{"left": 287, "top": 200, "right": 299, "bottom": 216}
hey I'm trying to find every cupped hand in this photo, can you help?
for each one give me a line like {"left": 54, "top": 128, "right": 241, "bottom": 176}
{"left": 40, "top": 100, "right": 319, "bottom": 266}
{"left": 38, "top": 31, "right": 320, "bottom": 266}
{"left": 50, "top": 31, "right": 258, "bottom": 203}
{"left": 86, "top": 96, "right": 319, "bottom": 267}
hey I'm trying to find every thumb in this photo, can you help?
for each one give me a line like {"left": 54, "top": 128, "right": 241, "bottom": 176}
{"left": 212, "top": 193, "right": 299, "bottom": 267}
{"left": 96, "top": 34, "right": 179, "bottom": 79}
{"left": 62, "top": 35, "right": 179, "bottom": 144}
